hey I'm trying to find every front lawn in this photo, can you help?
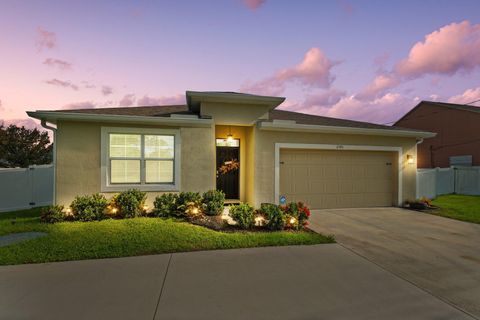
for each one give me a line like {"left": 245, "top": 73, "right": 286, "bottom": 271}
{"left": 0, "top": 207, "right": 334, "bottom": 265}
{"left": 430, "top": 194, "right": 480, "bottom": 224}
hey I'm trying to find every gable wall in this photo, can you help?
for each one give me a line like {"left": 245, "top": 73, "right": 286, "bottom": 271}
{"left": 396, "top": 103, "right": 480, "bottom": 168}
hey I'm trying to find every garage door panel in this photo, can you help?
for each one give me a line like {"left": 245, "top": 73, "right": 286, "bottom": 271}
{"left": 280, "top": 149, "right": 396, "bottom": 209}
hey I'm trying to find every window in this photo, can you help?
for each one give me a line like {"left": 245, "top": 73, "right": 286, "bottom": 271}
{"left": 101, "top": 128, "right": 180, "bottom": 192}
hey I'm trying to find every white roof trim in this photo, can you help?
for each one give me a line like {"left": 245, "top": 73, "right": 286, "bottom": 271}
{"left": 258, "top": 121, "right": 436, "bottom": 139}
{"left": 27, "top": 111, "right": 213, "bottom": 127}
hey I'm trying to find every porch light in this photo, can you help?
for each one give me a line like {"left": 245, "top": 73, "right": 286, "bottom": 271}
{"left": 407, "top": 154, "right": 414, "bottom": 164}
{"left": 226, "top": 125, "right": 234, "bottom": 142}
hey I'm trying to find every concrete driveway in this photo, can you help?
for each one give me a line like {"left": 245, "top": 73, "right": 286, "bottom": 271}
{"left": 309, "top": 207, "right": 480, "bottom": 319}
{"left": 0, "top": 244, "right": 474, "bottom": 320}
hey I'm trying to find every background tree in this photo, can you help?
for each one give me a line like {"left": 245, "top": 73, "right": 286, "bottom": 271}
{"left": 0, "top": 124, "right": 53, "bottom": 168}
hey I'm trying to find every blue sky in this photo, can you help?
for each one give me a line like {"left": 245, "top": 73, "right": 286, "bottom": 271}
{"left": 1, "top": 0, "right": 479, "bottom": 127}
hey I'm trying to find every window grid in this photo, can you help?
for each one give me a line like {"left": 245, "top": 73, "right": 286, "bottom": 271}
{"left": 109, "top": 133, "right": 175, "bottom": 185}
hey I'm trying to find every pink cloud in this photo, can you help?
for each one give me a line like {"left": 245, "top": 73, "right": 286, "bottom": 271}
{"left": 242, "top": 0, "right": 266, "bottom": 10}
{"left": 101, "top": 86, "right": 114, "bottom": 96}
{"left": 357, "top": 73, "right": 399, "bottom": 100}
{"left": 360, "top": 20, "right": 480, "bottom": 99}
{"left": 283, "top": 91, "right": 415, "bottom": 125}
{"left": 82, "top": 81, "right": 96, "bottom": 89}
{"left": 61, "top": 101, "right": 96, "bottom": 110}
{"left": 241, "top": 48, "right": 339, "bottom": 95}
{"left": 43, "top": 58, "right": 72, "bottom": 70}
{"left": 323, "top": 93, "right": 414, "bottom": 124}
{"left": 2, "top": 118, "right": 44, "bottom": 131}
{"left": 0, "top": 99, "right": 3, "bottom": 112}
{"left": 137, "top": 94, "right": 185, "bottom": 106}
{"left": 45, "top": 79, "right": 79, "bottom": 91}
{"left": 36, "top": 27, "right": 56, "bottom": 52}
{"left": 448, "top": 87, "right": 480, "bottom": 105}
{"left": 396, "top": 21, "right": 480, "bottom": 78}
{"left": 282, "top": 88, "right": 346, "bottom": 112}
{"left": 119, "top": 94, "right": 136, "bottom": 107}
{"left": 337, "top": 0, "right": 354, "bottom": 14}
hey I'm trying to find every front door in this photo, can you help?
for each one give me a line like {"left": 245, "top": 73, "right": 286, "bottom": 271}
{"left": 216, "top": 145, "right": 240, "bottom": 199}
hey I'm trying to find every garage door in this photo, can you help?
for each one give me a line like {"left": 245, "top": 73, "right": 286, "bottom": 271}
{"left": 279, "top": 149, "right": 397, "bottom": 209}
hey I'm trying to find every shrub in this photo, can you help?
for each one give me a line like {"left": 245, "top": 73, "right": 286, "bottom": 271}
{"left": 40, "top": 205, "right": 66, "bottom": 223}
{"left": 260, "top": 203, "right": 285, "bottom": 231}
{"left": 280, "top": 201, "right": 311, "bottom": 230}
{"left": 229, "top": 203, "right": 255, "bottom": 229}
{"left": 153, "top": 193, "right": 178, "bottom": 217}
{"left": 70, "top": 193, "right": 108, "bottom": 221}
{"left": 202, "top": 190, "right": 225, "bottom": 216}
{"left": 176, "top": 192, "right": 202, "bottom": 217}
{"left": 111, "top": 189, "right": 147, "bottom": 218}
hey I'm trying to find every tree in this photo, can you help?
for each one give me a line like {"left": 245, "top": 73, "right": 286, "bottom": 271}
{"left": 0, "top": 124, "right": 53, "bottom": 168}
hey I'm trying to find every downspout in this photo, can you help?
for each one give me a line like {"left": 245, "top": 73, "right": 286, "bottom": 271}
{"left": 41, "top": 120, "right": 57, "bottom": 204}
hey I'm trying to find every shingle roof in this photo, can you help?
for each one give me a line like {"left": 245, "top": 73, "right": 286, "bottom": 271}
{"left": 422, "top": 101, "right": 480, "bottom": 114}
{"left": 394, "top": 100, "right": 480, "bottom": 125}
{"left": 57, "top": 105, "right": 191, "bottom": 117}
{"left": 44, "top": 103, "right": 424, "bottom": 132}
{"left": 268, "top": 109, "right": 423, "bottom": 132}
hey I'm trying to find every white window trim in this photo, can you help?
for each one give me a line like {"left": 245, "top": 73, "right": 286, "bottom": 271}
{"left": 101, "top": 127, "right": 181, "bottom": 192}
{"left": 274, "top": 143, "right": 403, "bottom": 206}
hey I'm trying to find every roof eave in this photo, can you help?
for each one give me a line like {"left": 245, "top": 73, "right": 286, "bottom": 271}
{"left": 27, "top": 111, "right": 213, "bottom": 127}
{"left": 258, "top": 121, "right": 436, "bottom": 139}
{"left": 186, "top": 91, "right": 285, "bottom": 112}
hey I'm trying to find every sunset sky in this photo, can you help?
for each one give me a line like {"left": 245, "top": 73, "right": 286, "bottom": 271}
{"left": 1, "top": 0, "right": 480, "bottom": 130}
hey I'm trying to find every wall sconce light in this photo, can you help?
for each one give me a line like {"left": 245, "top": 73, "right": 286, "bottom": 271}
{"left": 407, "top": 154, "right": 414, "bottom": 164}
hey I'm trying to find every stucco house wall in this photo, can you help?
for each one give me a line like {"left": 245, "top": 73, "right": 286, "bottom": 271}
{"left": 55, "top": 120, "right": 215, "bottom": 207}
{"left": 253, "top": 128, "right": 418, "bottom": 207}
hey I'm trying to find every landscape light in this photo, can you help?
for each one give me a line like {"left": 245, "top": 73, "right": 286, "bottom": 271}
{"left": 254, "top": 215, "right": 265, "bottom": 226}
{"left": 289, "top": 217, "right": 296, "bottom": 225}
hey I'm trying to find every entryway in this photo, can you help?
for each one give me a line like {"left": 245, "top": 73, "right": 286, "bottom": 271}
{"left": 216, "top": 138, "right": 240, "bottom": 200}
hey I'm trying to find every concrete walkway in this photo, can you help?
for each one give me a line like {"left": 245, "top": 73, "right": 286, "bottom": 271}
{"left": 309, "top": 207, "right": 480, "bottom": 319}
{"left": 0, "top": 244, "right": 473, "bottom": 320}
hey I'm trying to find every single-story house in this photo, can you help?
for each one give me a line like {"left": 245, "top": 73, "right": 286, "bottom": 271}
{"left": 28, "top": 91, "right": 435, "bottom": 209}
{"left": 395, "top": 101, "right": 480, "bottom": 168}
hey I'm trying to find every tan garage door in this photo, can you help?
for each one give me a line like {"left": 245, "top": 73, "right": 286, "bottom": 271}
{"left": 280, "top": 149, "right": 397, "bottom": 209}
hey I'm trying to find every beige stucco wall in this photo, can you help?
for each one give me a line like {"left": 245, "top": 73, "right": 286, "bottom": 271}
{"left": 253, "top": 128, "right": 418, "bottom": 208}
{"left": 202, "top": 102, "right": 270, "bottom": 125}
{"left": 55, "top": 121, "right": 215, "bottom": 208}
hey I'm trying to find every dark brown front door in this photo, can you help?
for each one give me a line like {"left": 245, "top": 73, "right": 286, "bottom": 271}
{"left": 216, "top": 146, "right": 240, "bottom": 199}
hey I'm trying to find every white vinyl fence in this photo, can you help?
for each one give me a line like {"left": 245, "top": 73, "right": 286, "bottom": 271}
{"left": 417, "top": 166, "right": 480, "bottom": 199}
{"left": 0, "top": 165, "right": 54, "bottom": 212}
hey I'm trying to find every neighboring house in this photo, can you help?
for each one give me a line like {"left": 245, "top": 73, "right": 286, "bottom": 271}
{"left": 395, "top": 101, "right": 480, "bottom": 168}
{"left": 28, "top": 91, "right": 434, "bottom": 209}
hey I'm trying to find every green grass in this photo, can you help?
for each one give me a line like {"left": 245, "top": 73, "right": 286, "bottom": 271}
{"left": 0, "top": 207, "right": 334, "bottom": 265}
{"left": 430, "top": 194, "right": 480, "bottom": 224}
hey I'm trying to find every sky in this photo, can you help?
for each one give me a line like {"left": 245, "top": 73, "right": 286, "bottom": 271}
{"left": 1, "top": 0, "right": 480, "bottom": 130}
